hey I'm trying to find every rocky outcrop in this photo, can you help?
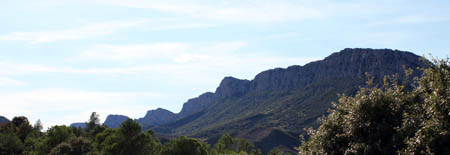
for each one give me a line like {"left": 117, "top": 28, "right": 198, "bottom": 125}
{"left": 249, "top": 48, "right": 425, "bottom": 91}
{"left": 137, "top": 108, "right": 177, "bottom": 127}
{"left": 177, "top": 92, "right": 216, "bottom": 119}
{"left": 103, "top": 114, "right": 129, "bottom": 128}
{"left": 215, "top": 77, "right": 251, "bottom": 99}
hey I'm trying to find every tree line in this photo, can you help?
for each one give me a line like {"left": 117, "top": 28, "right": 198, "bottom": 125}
{"left": 0, "top": 112, "right": 290, "bottom": 155}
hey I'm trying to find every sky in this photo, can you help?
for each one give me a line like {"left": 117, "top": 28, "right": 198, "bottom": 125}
{"left": 0, "top": 0, "right": 449, "bottom": 129}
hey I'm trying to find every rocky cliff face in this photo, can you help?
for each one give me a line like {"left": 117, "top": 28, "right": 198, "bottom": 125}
{"left": 249, "top": 48, "right": 425, "bottom": 91}
{"left": 103, "top": 114, "right": 130, "bottom": 128}
{"left": 177, "top": 92, "right": 216, "bottom": 119}
{"left": 215, "top": 77, "right": 251, "bottom": 99}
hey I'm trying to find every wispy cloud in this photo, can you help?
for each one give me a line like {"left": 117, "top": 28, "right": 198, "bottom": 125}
{"left": 94, "top": 0, "right": 323, "bottom": 23}
{"left": 79, "top": 43, "right": 189, "bottom": 61}
{"left": 0, "top": 18, "right": 218, "bottom": 44}
{"left": 77, "top": 41, "right": 247, "bottom": 63}
{"left": 0, "top": 41, "right": 317, "bottom": 78}
{"left": 0, "top": 88, "right": 166, "bottom": 129}
{"left": 0, "top": 20, "right": 145, "bottom": 43}
{"left": 0, "top": 77, "right": 26, "bottom": 86}
{"left": 367, "top": 15, "right": 450, "bottom": 27}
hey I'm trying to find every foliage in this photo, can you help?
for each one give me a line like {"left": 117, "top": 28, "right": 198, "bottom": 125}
{"left": 210, "top": 133, "right": 259, "bottom": 155}
{"left": 159, "top": 136, "right": 208, "bottom": 155}
{"left": 102, "top": 119, "right": 159, "bottom": 155}
{"left": 298, "top": 58, "right": 450, "bottom": 154}
{"left": 268, "top": 147, "right": 282, "bottom": 155}
{"left": 0, "top": 133, "right": 24, "bottom": 155}
{"left": 86, "top": 112, "right": 100, "bottom": 131}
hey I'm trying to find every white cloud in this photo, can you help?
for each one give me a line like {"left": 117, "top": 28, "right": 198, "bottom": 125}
{"left": 0, "top": 20, "right": 144, "bottom": 43}
{"left": 0, "top": 88, "right": 165, "bottom": 129}
{"left": 93, "top": 0, "right": 323, "bottom": 23}
{"left": 0, "top": 77, "right": 26, "bottom": 86}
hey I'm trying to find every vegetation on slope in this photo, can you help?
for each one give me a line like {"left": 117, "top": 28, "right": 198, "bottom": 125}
{"left": 298, "top": 58, "right": 450, "bottom": 154}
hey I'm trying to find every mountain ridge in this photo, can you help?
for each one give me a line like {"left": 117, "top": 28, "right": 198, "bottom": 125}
{"left": 139, "top": 48, "right": 424, "bottom": 120}
{"left": 85, "top": 48, "right": 427, "bottom": 153}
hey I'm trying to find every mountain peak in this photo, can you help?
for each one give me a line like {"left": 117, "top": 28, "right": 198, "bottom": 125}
{"left": 177, "top": 92, "right": 216, "bottom": 119}
{"left": 103, "top": 114, "right": 129, "bottom": 128}
{"left": 145, "top": 108, "right": 174, "bottom": 116}
{"left": 137, "top": 108, "right": 176, "bottom": 127}
{"left": 215, "top": 76, "right": 251, "bottom": 98}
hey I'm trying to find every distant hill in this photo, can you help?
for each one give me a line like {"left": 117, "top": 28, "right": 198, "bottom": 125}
{"left": 116, "top": 48, "right": 427, "bottom": 153}
{"left": 103, "top": 114, "right": 129, "bottom": 128}
{"left": 0, "top": 115, "right": 9, "bottom": 124}
{"left": 70, "top": 122, "right": 86, "bottom": 128}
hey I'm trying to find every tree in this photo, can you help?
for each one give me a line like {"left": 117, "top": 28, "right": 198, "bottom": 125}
{"left": 0, "top": 133, "right": 24, "bottom": 155}
{"left": 35, "top": 125, "right": 75, "bottom": 154}
{"left": 49, "top": 142, "right": 71, "bottom": 155}
{"left": 67, "top": 137, "right": 94, "bottom": 155}
{"left": 211, "top": 133, "right": 256, "bottom": 154}
{"left": 250, "top": 149, "right": 262, "bottom": 155}
{"left": 102, "top": 119, "right": 159, "bottom": 155}
{"left": 10, "top": 116, "right": 33, "bottom": 142}
{"left": 401, "top": 58, "right": 450, "bottom": 154}
{"left": 86, "top": 112, "right": 100, "bottom": 131}
{"left": 159, "top": 136, "right": 208, "bottom": 155}
{"left": 238, "top": 139, "right": 253, "bottom": 153}
{"left": 213, "top": 133, "right": 236, "bottom": 153}
{"left": 34, "top": 119, "right": 43, "bottom": 132}
{"left": 298, "top": 58, "right": 450, "bottom": 154}
{"left": 268, "top": 147, "right": 283, "bottom": 155}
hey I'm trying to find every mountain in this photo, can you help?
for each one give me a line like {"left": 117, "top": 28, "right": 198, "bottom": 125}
{"left": 133, "top": 48, "right": 427, "bottom": 153}
{"left": 176, "top": 92, "right": 215, "bottom": 119}
{"left": 103, "top": 114, "right": 129, "bottom": 128}
{"left": 0, "top": 115, "right": 9, "bottom": 124}
{"left": 137, "top": 108, "right": 177, "bottom": 128}
{"left": 70, "top": 122, "right": 87, "bottom": 128}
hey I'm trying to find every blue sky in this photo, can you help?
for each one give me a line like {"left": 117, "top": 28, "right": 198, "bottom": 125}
{"left": 1, "top": 0, "right": 449, "bottom": 129}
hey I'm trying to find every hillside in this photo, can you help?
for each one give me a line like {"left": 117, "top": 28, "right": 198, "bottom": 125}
{"left": 0, "top": 116, "right": 9, "bottom": 124}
